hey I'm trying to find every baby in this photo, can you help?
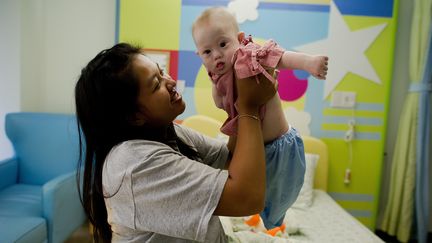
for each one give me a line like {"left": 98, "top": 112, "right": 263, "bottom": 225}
{"left": 192, "top": 7, "right": 328, "bottom": 231}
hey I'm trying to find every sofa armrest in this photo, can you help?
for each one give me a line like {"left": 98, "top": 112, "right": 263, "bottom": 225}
{"left": 42, "top": 171, "right": 87, "bottom": 243}
{"left": 0, "top": 157, "right": 18, "bottom": 190}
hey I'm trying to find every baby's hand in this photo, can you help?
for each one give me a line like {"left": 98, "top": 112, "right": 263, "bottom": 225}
{"left": 306, "top": 55, "right": 328, "bottom": 80}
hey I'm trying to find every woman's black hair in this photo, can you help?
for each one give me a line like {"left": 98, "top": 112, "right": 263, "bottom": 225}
{"left": 75, "top": 43, "right": 198, "bottom": 242}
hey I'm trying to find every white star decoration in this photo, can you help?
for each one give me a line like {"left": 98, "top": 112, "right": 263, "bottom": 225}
{"left": 295, "top": 1, "right": 387, "bottom": 99}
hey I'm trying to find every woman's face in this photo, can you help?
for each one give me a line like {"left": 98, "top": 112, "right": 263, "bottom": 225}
{"left": 133, "top": 54, "right": 185, "bottom": 126}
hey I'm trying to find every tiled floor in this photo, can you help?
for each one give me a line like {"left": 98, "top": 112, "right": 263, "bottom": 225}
{"left": 64, "top": 221, "right": 92, "bottom": 243}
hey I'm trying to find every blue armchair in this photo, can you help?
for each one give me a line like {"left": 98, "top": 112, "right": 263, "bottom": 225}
{"left": 0, "top": 112, "right": 86, "bottom": 243}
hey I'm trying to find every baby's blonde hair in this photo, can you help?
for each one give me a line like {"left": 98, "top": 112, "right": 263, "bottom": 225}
{"left": 192, "top": 7, "right": 239, "bottom": 37}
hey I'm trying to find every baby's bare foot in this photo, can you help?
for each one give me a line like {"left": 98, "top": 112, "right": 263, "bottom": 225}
{"left": 307, "top": 56, "right": 328, "bottom": 80}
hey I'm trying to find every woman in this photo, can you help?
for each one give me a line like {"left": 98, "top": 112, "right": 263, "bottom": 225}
{"left": 75, "top": 43, "right": 277, "bottom": 242}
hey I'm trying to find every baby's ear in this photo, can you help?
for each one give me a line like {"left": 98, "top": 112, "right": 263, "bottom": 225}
{"left": 237, "top": 31, "right": 245, "bottom": 43}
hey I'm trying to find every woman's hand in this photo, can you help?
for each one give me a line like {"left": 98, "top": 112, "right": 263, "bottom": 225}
{"left": 235, "top": 72, "right": 278, "bottom": 112}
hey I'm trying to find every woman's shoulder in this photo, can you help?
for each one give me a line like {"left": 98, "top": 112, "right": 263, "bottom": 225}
{"left": 173, "top": 123, "right": 200, "bottom": 144}
{"left": 106, "top": 139, "right": 172, "bottom": 167}
{"left": 114, "top": 139, "right": 169, "bottom": 153}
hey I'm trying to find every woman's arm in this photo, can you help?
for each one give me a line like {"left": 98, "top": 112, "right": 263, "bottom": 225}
{"left": 227, "top": 136, "right": 236, "bottom": 154}
{"left": 223, "top": 136, "right": 236, "bottom": 170}
{"left": 214, "top": 74, "right": 276, "bottom": 216}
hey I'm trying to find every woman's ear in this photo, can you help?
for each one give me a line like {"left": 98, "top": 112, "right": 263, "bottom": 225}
{"left": 237, "top": 31, "right": 245, "bottom": 43}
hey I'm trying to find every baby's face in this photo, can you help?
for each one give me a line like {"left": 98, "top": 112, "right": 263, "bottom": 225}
{"left": 193, "top": 22, "right": 240, "bottom": 76}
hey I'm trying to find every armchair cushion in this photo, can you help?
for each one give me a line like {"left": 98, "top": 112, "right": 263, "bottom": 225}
{"left": 0, "top": 216, "right": 47, "bottom": 243}
{"left": 0, "top": 157, "right": 18, "bottom": 191}
{"left": 0, "top": 184, "right": 42, "bottom": 217}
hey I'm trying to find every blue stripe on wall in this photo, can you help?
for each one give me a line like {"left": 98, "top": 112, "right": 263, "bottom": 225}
{"left": 333, "top": 0, "right": 394, "bottom": 18}
{"left": 324, "top": 102, "right": 385, "bottom": 111}
{"left": 346, "top": 209, "right": 373, "bottom": 218}
{"left": 182, "top": 0, "right": 393, "bottom": 17}
{"left": 182, "top": 0, "right": 229, "bottom": 6}
{"left": 329, "top": 192, "right": 374, "bottom": 202}
{"left": 323, "top": 116, "right": 383, "bottom": 126}
{"left": 183, "top": 0, "right": 329, "bottom": 12}
{"left": 356, "top": 103, "right": 385, "bottom": 111}
{"left": 259, "top": 2, "right": 329, "bottom": 12}
{"left": 321, "top": 131, "right": 381, "bottom": 140}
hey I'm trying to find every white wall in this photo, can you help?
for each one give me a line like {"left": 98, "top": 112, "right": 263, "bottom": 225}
{"left": 21, "top": 0, "right": 117, "bottom": 113}
{"left": 0, "top": 0, "right": 21, "bottom": 160}
{"left": 0, "top": 0, "right": 116, "bottom": 160}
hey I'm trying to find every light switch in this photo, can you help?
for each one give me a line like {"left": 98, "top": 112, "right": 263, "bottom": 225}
{"left": 330, "top": 91, "right": 356, "bottom": 108}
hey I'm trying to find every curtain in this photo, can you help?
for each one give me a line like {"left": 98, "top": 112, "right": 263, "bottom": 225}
{"left": 414, "top": 0, "right": 432, "bottom": 241}
{"left": 380, "top": 0, "right": 431, "bottom": 242}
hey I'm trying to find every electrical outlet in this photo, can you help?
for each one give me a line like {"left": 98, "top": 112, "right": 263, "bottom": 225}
{"left": 330, "top": 91, "right": 356, "bottom": 108}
